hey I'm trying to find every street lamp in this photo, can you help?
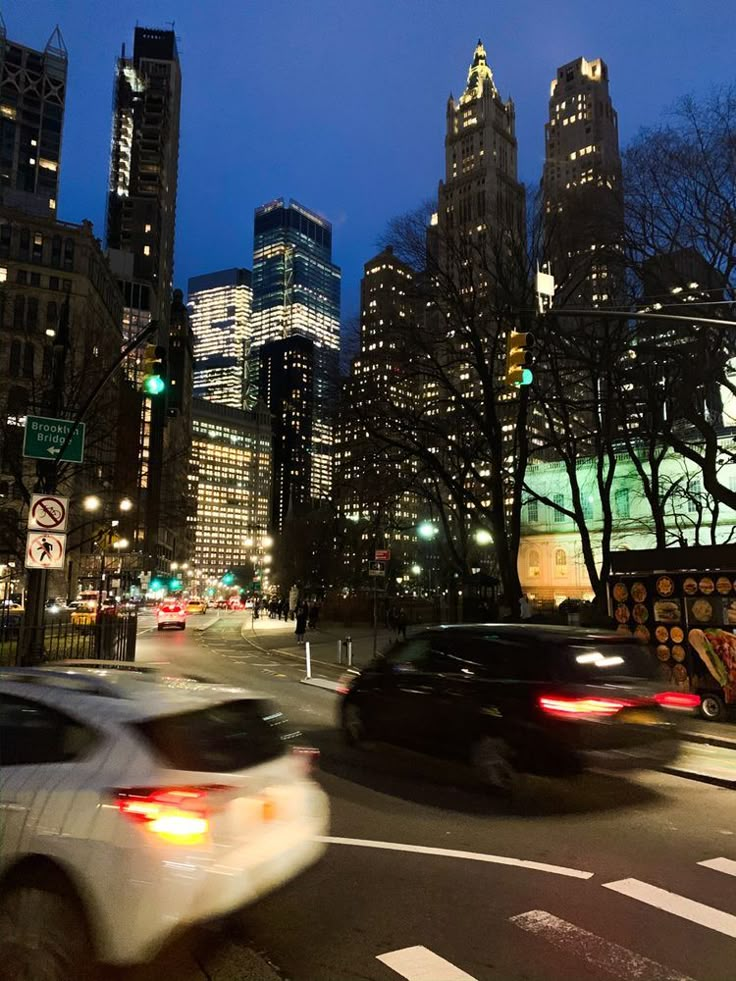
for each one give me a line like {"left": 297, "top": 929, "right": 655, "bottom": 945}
{"left": 118, "top": 497, "right": 133, "bottom": 512}
{"left": 474, "top": 529, "right": 493, "bottom": 546}
{"left": 83, "top": 495, "right": 101, "bottom": 512}
{"left": 417, "top": 521, "right": 438, "bottom": 540}
{"left": 411, "top": 564, "right": 422, "bottom": 576}
{"left": 261, "top": 535, "right": 273, "bottom": 548}
{"left": 112, "top": 538, "right": 129, "bottom": 551}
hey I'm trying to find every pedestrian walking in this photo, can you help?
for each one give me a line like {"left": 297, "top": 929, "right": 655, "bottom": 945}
{"left": 396, "top": 606, "right": 408, "bottom": 641}
{"left": 253, "top": 597, "right": 260, "bottom": 620}
{"left": 289, "top": 585, "right": 299, "bottom": 621}
{"left": 295, "top": 604, "right": 308, "bottom": 644}
{"left": 387, "top": 604, "right": 399, "bottom": 636}
{"left": 308, "top": 600, "right": 320, "bottom": 631}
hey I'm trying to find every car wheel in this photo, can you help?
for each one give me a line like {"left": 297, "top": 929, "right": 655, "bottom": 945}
{"left": 342, "top": 702, "right": 367, "bottom": 746}
{"left": 0, "top": 880, "right": 96, "bottom": 981}
{"left": 157, "top": 624, "right": 163, "bottom": 631}
{"left": 471, "top": 736, "right": 517, "bottom": 795}
{"left": 700, "top": 693, "right": 727, "bottom": 722}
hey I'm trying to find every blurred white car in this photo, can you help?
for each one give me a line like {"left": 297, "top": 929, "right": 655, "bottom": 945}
{"left": 156, "top": 600, "right": 186, "bottom": 630}
{"left": 0, "top": 666, "right": 328, "bottom": 977}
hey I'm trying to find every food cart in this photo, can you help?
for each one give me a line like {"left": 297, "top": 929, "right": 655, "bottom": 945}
{"left": 610, "top": 545, "right": 736, "bottom": 722}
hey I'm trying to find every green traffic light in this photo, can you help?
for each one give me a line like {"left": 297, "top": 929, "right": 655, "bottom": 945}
{"left": 150, "top": 578, "right": 163, "bottom": 591}
{"left": 514, "top": 368, "right": 533, "bottom": 387}
{"left": 143, "top": 374, "right": 166, "bottom": 396}
{"left": 222, "top": 572, "right": 235, "bottom": 585}
{"left": 169, "top": 577, "right": 182, "bottom": 590}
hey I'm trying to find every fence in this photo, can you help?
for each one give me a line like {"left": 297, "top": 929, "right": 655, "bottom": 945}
{"left": 0, "top": 611, "right": 138, "bottom": 667}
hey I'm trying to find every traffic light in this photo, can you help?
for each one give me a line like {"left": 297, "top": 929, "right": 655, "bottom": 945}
{"left": 169, "top": 577, "right": 182, "bottom": 591}
{"left": 221, "top": 572, "right": 235, "bottom": 586}
{"left": 142, "top": 344, "right": 167, "bottom": 396}
{"left": 505, "top": 331, "right": 534, "bottom": 387}
{"left": 150, "top": 578, "right": 163, "bottom": 591}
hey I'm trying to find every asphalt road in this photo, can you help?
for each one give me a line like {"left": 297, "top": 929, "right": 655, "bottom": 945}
{"left": 130, "top": 613, "right": 736, "bottom": 981}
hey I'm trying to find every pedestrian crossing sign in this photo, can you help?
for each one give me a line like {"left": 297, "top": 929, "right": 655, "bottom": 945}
{"left": 25, "top": 531, "right": 67, "bottom": 570}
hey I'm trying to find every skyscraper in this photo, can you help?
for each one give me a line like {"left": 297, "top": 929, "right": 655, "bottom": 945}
{"left": 436, "top": 40, "right": 525, "bottom": 244}
{"left": 542, "top": 57, "right": 623, "bottom": 301}
{"left": 106, "top": 26, "right": 181, "bottom": 339}
{"left": 189, "top": 398, "right": 272, "bottom": 578}
{"left": 187, "top": 268, "right": 254, "bottom": 408}
{"left": 104, "top": 26, "right": 184, "bottom": 568}
{"left": 250, "top": 198, "right": 341, "bottom": 503}
{"left": 0, "top": 19, "right": 67, "bottom": 217}
{"left": 258, "top": 336, "right": 315, "bottom": 532}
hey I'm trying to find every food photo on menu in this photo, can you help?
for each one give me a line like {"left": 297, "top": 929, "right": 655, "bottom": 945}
{"left": 689, "top": 628, "right": 736, "bottom": 699}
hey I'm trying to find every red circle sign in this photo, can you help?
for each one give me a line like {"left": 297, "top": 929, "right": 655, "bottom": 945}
{"left": 30, "top": 496, "right": 67, "bottom": 530}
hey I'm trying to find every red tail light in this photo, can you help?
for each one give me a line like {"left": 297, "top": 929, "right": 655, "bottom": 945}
{"left": 113, "top": 785, "right": 231, "bottom": 844}
{"left": 538, "top": 694, "right": 636, "bottom": 718}
{"left": 653, "top": 691, "right": 700, "bottom": 711}
{"left": 290, "top": 745, "right": 320, "bottom": 775}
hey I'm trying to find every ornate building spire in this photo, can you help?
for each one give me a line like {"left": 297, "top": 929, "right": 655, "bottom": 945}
{"left": 460, "top": 38, "right": 497, "bottom": 104}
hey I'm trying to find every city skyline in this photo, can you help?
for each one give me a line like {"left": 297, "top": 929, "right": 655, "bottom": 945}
{"left": 15, "top": 0, "right": 736, "bottom": 326}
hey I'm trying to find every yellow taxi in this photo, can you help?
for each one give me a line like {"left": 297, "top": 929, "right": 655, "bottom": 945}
{"left": 185, "top": 598, "right": 207, "bottom": 615}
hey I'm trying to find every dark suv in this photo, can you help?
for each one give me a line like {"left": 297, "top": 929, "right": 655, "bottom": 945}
{"left": 339, "top": 625, "right": 696, "bottom": 791}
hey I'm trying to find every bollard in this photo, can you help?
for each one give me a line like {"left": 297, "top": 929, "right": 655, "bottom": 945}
{"left": 337, "top": 638, "right": 343, "bottom": 665}
{"left": 347, "top": 636, "right": 353, "bottom": 668}
{"left": 305, "top": 641, "right": 312, "bottom": 679}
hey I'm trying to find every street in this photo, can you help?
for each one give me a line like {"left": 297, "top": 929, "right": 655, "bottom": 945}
{"left": 127, "top": 613, "right": 736, "bottom": 981}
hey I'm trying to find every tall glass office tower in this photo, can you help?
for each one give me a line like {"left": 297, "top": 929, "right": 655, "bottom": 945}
{"left": 251, "top": 198, "right": 340, "bottom": 504}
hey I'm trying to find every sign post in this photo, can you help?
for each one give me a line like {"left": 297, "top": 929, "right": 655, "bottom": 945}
{"left": 368, "top": 560, "right": 387, "bottom": 658}
{"left": 23, "top": 416, "right": 85, "bottom": 464}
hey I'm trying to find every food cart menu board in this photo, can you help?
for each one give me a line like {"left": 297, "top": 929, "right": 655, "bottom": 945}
{"left": 611, "top": 572, "right": 736, "bottom": 691}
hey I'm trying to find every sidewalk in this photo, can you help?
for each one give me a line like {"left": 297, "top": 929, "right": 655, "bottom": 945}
{"left": 242, "top": 616, "right": 400, "bottom": 679}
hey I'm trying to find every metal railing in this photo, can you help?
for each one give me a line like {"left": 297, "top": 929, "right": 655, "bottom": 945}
{"left": 0, "top": 611, "right": 137, "bottom": 667}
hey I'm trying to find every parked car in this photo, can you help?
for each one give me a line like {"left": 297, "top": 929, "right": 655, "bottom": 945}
{"left": 156, "top": 601, "right": 186, "bottom": 631}
{"left": 185, "top": 598, "right": 207, "bottom": 615}
{"left": 339, "top": 624, "right": 697, "bottom": 792}
{"left": 0, "top": 666, "right": 328, "bottom": 978}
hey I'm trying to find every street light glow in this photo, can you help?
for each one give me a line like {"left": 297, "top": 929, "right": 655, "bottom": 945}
{"left": 417, "top": 521, "right": 438, "bottom": 540}
{"left": 112, "top": 538, "right": 129, "bottom": 550}
{"left": 262, "top": 535, "right": 274, "bottom": 548}
{"left": 474, "top": 529, "right": 493, "bottom": 546}
{"left": 83, "top": 495, "right": 101, "bottom": 512}
{"left": 119, "top": 497, "right": 133, "bottom": 512}
{"left": 411, "top": 564, "right": 422, "bottom": 575}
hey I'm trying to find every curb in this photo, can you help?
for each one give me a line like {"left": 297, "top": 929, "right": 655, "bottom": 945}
{"left": 301, "top": 677, "right": 340, "bottom": 693}
{"left": 661, "top": 765, "right": 736, "bottom": 790}
{"left": 194, "top": 612, "right": 221, "bottom": 633}
{"left": 680, "top": 730, "right": 736, "bottom": 752}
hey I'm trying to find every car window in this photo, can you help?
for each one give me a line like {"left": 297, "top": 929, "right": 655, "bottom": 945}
{"left": 384, "top": 637, "right": 450, "bottom": 673}
{"left": 558, "top": 643, "right": 658, "bottom": 682}
{"left": 134, "top": 698, "right": 287, "bottom": 772}
{"left": 0, "top": 694, "right": 98, "bottom": 766}
{"left": 439, "top": 633, "right": 553, "bottom": 681}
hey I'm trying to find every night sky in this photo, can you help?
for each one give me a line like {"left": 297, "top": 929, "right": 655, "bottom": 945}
{"left": 13, "top": 0, "right": 735, "bottom": 339}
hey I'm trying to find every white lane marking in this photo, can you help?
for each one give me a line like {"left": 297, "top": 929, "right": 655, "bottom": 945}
{"left": 316, "top": 836, "right": 593, "bottom": 879}
{"left": 510, "top": 910, "right": 694, "bottom": 981}
{"left": 698, "top": 857, "right": 736, "bottom": 877}
{"left": 377, "top": 945, "right": 477, "bottom": 981}
{"left": 603, "top": 878, "right": 736, "bottom": 939}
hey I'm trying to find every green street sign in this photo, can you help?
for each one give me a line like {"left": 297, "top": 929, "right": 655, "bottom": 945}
{"left": 23, "top": 415, "right": 85, "bottom": 463}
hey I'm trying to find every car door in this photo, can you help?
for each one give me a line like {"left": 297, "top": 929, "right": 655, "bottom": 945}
{"left": 368, "top": 635, "right": 446, "bottom": 748}
{"left": 0, "top": 693, "right": 100, "bottom": 868}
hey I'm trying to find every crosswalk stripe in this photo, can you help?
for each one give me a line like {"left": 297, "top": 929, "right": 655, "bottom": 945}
{"left": 698, "top": 857, "right": 736, "bottom": 877}
{"left": 510, "top": 909, "right": 694, "bottom": 981}
{"left": 603, "top": 877, "right": 736, "bottom": 939}
{"left": 377, "top": 945, "right": 477, "bottom": 981}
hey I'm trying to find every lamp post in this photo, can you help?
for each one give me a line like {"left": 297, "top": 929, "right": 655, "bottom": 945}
{"left": 417, "top": 521, "right": 439, "bottom": 596}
